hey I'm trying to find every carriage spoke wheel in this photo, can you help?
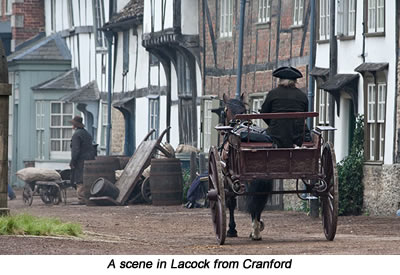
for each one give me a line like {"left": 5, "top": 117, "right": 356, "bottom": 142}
{"left": 141, "top": 177, "right": 152, "bottom": 204}
{"left": 208, "top": 146, "right": 227, "bottom": 245}
{"left": 22, "top": 183, "right": 33, "bottom": 206}
{"left": 40, "top": 186, "right": 61, "bottom": 205}
{"left": 320, "top": 142, "right": 339, "bottom": 241}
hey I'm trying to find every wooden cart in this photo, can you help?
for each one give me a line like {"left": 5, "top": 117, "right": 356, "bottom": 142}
{"left": 207, "top": 112, "right": 338, "bottom": 244}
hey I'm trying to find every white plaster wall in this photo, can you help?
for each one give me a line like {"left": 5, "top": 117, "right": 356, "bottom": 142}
{"left": 114, "top": 32, "right": 124, "bottom": 92}
{"left": 181, "top": 0, "right": 199, "bottom": 35}
{"left": 196, "top": 61, "right": 202, "bottom": 96}
{"left": 136, "top": 29, "right": 150, "bottom": 89}
{"left": 78, "top": 34, "right": 92, "bottom": 85}
{"left": 135, "top": 97, "right": 149, "bottom": 146}
{"left": 35, "top": 161, "right": 70, "bottom": 170}
{"left": 170, "top": 105, "right": 180, "bottom": 148}
{"left": 150, "top": 66, "right": 159, "bottom": 86}
{"left": 160, "top": 95, "right": 167, "bottom": 139}
{"left": 197, "top": 105, "right": 201, "bottom": 147}
{"left": 171, "top": 62, "right": 178, "bottom": 101}
{"left": 127, "top": 30, "right": 138, "bottom": 91}
{"left": 159, "top": 64, "right": 167, "bottom": 86}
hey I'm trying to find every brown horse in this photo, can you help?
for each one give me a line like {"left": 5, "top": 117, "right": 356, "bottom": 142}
{"left": 221, "top": 94, "right": 273, "bottom": 240}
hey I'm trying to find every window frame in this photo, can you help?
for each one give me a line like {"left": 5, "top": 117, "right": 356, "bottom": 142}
{"left": 49, "top": 101, "right": 74, "bottom": 159}
{"left": 365, "top": 0, "right": 385, "bottom": 35}
{"left": 93, "top": 0, "right": 106, "bottom": 49}
{"left": 318, "top": 0, "right": 330, "bottom": 41}
{"left": 5, "top": 0, "right": 11, "bottom": 15}
{"left": 293, "top": 0, "right": 304, "bottom": 26}
{"left": 148, "top": 97, "right": 160, "bottom": 140}
{"left": 36, "top": 101, "right": 46, "bottom": 160}
{"left": 220, "top": 0, "right": 233, "bottom": 38}
{"left": 100, "top": 103, "right": 108, "bottom": 148}
{"left": 338, "top": 0, "right": 356, "bottom": 38}
{"left": 365, "top": 80, "right": 386, "bottom": 162}
{"left": 258, "top": 0, "right": 271, "bottom": 24}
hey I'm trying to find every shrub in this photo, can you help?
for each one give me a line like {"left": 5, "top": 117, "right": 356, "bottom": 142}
{"left": 337, "top": 115, "right": 364, "bottom": 215}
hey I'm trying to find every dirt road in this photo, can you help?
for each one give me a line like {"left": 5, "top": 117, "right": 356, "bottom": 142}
{"left": 1, "top": 191, "right": 400, "bottom": 255}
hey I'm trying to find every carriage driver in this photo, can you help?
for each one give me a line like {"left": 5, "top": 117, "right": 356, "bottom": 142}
{"left": 261, "top": 66, "right": 312, "bottom": 148}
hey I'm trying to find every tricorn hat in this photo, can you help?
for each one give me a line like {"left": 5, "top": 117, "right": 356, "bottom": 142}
{"left": 70, "top": 115, "right": 85, "bottom": 128}
{"left": 272, "top": 66, "right": 303, "bottom": 80}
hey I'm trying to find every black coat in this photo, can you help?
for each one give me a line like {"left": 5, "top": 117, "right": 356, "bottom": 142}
{"left": 261, "top": 86, "right": 310, "bottom": 148}
{"left": 70, "top": 128, "right": 96, "bottom": 184}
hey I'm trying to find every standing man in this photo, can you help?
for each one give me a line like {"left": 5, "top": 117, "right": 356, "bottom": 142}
{"left": 261, "top": 66, "right": 311, "bottom": 148}
{"left": 70, "top": 116, "right": 96, "bottom": 204}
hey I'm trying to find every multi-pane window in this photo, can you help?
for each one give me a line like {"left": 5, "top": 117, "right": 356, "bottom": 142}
{"left": 50, "top": 0, "right": 56, "bottom": 32}
{"left": 36, "top": 101, "right": 45, "bottom": 160}
{"left": 319, "top": 0, "right": 330, "bottom": 40}
{"left": 68, "top": 0, "right": 74, "bottom": 28}
{"left": 251, "top": 97, "right": 267, "bottom": 128}
{"left": 293, "top": 0, "right": 304, "bottom": 26}
{"left": 258, "top": 0, "right": 271, "bottom": 23}
{"left": 101, "top": 103, "right": 107, "bottom": 148}
{"left": 149, "top": 98, "right": 160, "bottom": 139}
{"left": 203, "top": 100, "right": 213, "bottom": 153}
{"left": 50, "top": 102, "right": 74, "bottom": 153}
{"left": 220, "top": 0, "right": 233, "bottom": 37}
{"left": 338, "top": 0, "right": 356, "bottom": 36}
{"left": 318, "top": 89, "right": 330, "bottom": 125}
{"left": 6, "top": 0, "right": 11, "bottom": 14}
{"left": 367, "top": 83, "right": 386, "bottom": 161}
{"left": 367, "top": 0, "right": 385, "bottom": 33}
{"left": 93, "top": 0, "right": 106, "bottom": 48}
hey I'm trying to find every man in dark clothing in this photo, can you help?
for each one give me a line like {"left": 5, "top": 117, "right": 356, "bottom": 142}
{"left": 70, "top": 115, "right": 96, "bottom": 203}
{"left": 261, "top": 66, "right": 311, "bottom": 148}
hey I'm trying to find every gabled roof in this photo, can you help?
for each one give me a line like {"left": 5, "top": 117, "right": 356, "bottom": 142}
{"left": 32, "top": 68, "right": 80, "bottom": 91}
{"left": 60, "top": 81, "right": 100, "bottom": 103}
{"left": 8, "top": 33, "right": 71, "bottom": 62}
{"left": 104, "top": 0, "right": 143, "bottom": 28}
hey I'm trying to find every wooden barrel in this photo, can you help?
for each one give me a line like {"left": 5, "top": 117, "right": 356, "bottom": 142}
{"left": 83, "top": 158, "right": 119, "bottom": 199}
{"left": 150, "top": 158, "right": 183, "bottom": 206}
{"left": 95, "top": 155, "right": 130, "bottom": 170}
{"left": 90, "top": 177, "right": 120, "bottom": 199}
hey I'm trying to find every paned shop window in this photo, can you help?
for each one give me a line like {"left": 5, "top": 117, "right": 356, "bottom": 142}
{"left": 366, "top": 0, "right": 385, "bottom": 33}
{"left": 366, "top": 82, "right": 386, "bottom": 161}
{"left": 337, "top": 0, "right": 356, "bottom": 37}
{"left": 220, "top": 0, "right": 233, "bottom": 37}
{"left": 293, "top": 0, "right": 304, "bottom": 26}
{"left": 258, "top": 0, "right": 271, "bottom": 23}
{"left": 319, "top": 0, "right": 330, "bottom": 40}
{"left": 316, "top": 88, "right": 331, "bottom": 141}
{"left": 50, "top": 102, "right": 74, "bottom": 153}
{"left": 203, "top": 100, "right": 213, "bottom": 153}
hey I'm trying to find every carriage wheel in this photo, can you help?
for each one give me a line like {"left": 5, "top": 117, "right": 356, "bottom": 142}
{"left": 320, "top": 142, "right": 339, "bottom": 241}
{"left": 208, "top": 146, "right": 227, "bottom": 245}
{"left": 22, "top": 183, "right": 34, "bottom": 206}
{"left": 40, "top": 186, "right": 61, "bottom": 205}
{"left": 141, "top": 177, "right": 152, "bottom": 203}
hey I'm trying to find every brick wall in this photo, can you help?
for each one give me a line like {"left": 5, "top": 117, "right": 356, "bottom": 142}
{"left": 200, "top": 0, "right": 311, "bottom": 100}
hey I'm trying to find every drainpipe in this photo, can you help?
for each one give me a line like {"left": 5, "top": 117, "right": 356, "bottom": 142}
{"left": 235, "top": 0, "right": 246, "bottom": 99}
{"left": 328, "top": 0, "right": 337, "bottom": 142}
{"left": 307, "top": 0, "right": 316, "bottom": 128}
{"left": 0, "top": 40, "right": 11, "bottom": 215}
{"left": 105, "top": 30, "right": 113, "bottom": 156}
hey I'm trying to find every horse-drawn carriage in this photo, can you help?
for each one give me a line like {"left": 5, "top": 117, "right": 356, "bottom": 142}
{"left": 207, "top": 111, "right": 338, "bottom": 245}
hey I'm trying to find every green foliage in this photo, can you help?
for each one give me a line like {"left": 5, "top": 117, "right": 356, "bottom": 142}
{"left": 337, "top": 115, "right": 364, "bottom": 215}
{"left": 182, "top": 169, "right": 191, "bottom": 203}
{"left": 0, "top": 214, "right": 82, "bottom": 237}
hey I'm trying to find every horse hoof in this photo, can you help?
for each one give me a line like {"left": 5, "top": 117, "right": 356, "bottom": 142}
{"left": 249, "top": 233, "right": 262, "bottom": 241}
{"left": 227, "top": 230, "right": 238, "bottom": 238}
{"left": 259, "top": 220, "right": 265, "bottom": 232}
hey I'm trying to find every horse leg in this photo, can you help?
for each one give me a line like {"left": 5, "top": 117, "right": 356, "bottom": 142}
{"left": 226, "top": 196, "right": 238, "bottom": 237}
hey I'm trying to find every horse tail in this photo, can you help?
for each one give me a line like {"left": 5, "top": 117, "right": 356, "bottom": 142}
{"left": 245, "top": 179, "right": 273, "bottom": 219}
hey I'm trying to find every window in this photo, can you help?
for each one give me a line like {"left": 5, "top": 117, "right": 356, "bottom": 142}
{"left": 338, "top": 0, "right": 356, "bottom": 36}
{"left": 220, "top": 0, "right": 233, "bottom": 37}
{"left": 293, "top": 0, "right": 304, "bottom": 26}
{"left": 258, "top": 0, "right": 271, "bottom": 23}
{"left": 101, "top": 103, "right": 107, "bottom": 148}
{"left": 149, "top": 98, "right": 159, "bottom": 139}
{"left": 319, "top": 0, "right": 330, "bottom": 40}
{"left": 50, "top": 102, "right": 74, "bottom": 156}
{"left": 251, "top": 97, "right": 267, "bottom": 128}
{"left": 366, "top": 82, "right": 386, "bottom": 161}
{"left": 317, "top": 89, "right": 330, "bottom": 125}
{"left": 68, "top": 0, "right": 74, "bottom": 28}
{"left": 93, "top": 0, "right": 106, "bottom": 48}
{"left": 36, "top": 101, "right": 45, "bottom": 160}
{"left": 367, "top": 0, "right": 385, "bottom": 33}
{"left": 6, "top": 0, "right": 11, "bottom": 14}
{"left": 203, "top": 100, "right": 213, "bottom": 153}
